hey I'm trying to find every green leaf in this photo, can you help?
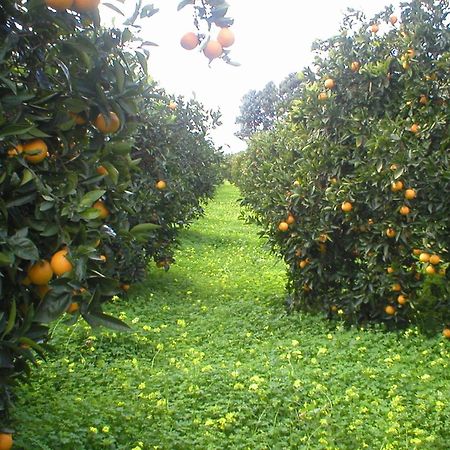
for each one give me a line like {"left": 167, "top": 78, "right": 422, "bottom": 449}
{"left": 80, "top": 190, "right": 106, "bottom": 208}
{"left": 103, "top": 2, "right": 125, "bottom": 15}
{"left": 1, "top": 299, "right": 16, "bottom": 338}
{"left": 0, "top": 252, "right": 14, "bottom": 267}
{"left": 177, "top": 0, "right": 194, "bottom": 11}
{"left": 34, "top": 292, "right": 72, "bottom": 323}
{"left": 7, "top": 234, "right": 39, "bottom": 260}
{"left": 130, "top": 223, "right": 160, "bottom": 237}
{"left": 83, "top": 311, "right": 131, "bottom": 332}
{"left": 20, "top": 169, "right": 35, "bottom": 186}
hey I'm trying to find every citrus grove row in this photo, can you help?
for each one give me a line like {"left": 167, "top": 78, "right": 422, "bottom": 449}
{"left": 0, "top": 0, "right": 223, "bottom": 434}
{"left": 233, "top": 0, "right": 449, "bottom": 333}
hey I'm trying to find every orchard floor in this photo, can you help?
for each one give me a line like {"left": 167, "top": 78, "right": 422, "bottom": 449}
{"left": 13, "top": 184, "right": 449, "bottom": 450}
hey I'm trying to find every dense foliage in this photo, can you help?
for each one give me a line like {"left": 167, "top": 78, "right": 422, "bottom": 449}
{"left": 0, "top": 0, "right": 221, "bottom": 425}
{"left": 236, "top": 0, "right": 449, "bottom": 329}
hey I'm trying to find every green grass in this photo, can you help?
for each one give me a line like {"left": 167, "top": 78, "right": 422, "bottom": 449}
{"left": 12, "top": 183, "right": 450, "bottom": 449}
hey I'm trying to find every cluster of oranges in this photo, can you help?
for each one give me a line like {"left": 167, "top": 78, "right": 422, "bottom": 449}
{"left": 180, "top": 27, "right": 235, "bottom": 61}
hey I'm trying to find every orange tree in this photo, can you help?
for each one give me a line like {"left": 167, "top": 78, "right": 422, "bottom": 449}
{"left": 236, "top": 0, "right": 449, "bottom": 330}
{"left": 0, "top": 0, "right": 222, "bottom": 423}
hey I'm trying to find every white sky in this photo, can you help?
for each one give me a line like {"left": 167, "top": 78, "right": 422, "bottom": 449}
{"left": 101, "top": 0, "right": 400, "bottom": 153}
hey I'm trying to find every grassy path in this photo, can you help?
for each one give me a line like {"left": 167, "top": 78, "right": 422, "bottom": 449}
{"left": 13, "top": 184, "right": 450, "bottom": 449}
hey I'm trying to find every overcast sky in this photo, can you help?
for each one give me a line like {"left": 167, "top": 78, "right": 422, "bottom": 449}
{"left": 101, "top": 0, "right": 400, "bottom": 153}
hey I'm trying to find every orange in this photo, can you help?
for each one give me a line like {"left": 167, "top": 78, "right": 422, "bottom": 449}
{"left": 67, "top": 302, "right": 80, "bottom": 313}
{"left": 37, "top": 284, "right": 51, "bottom": 299}
{"left": 419, "top": 95, "right": 428, "bottom": 105}
{"left": 23, "top": 139, "right": 48, "bottom": 164}
{"left": 412, "top": 248, "right": 421, "bottom": 256}
{"left": 100, "top": 255, "right": 107, "bottom": 262}
{"left": 390, "top": 164, "right": 398, "bottom": 171}
{"left": 391, "top": 283, "right": 401, "bottom": 292}
{"left": 7, "top": 144, "right": 23, "bottom": 157}
{"left": 341, "top": 201, "right": 352, "bottom": 213}
{"left": 69, "top": 111, "right": 87, "bottom": 124}
{"left": 121, "top": 283, "right": 130, "bottom": 292}
{"left": 96, "top": 165, "right": 108, "bottom": 176}
{"left": 73, "top": 0, "right": 100, "bottom": 11}
{"left": 404, "top": 188, "right": 416, "bottom": 200}
{"left": 203, "top": 40, "right": 223, "bottom": 60}
{"left": 429, "top": 255, "right": 441, "bottom": 265}
{"left": 318, "top": 234, "right": 328, "bottom": 243}
{"left": 278, "top": 222, "right": 289, "bottom": 232}
{"left": 410, "top": 123, "right": 420, "bottom": 133}
{"left": 318, "top": 92, "right": 328, "bottom": 101}
{"left": 419, "top": 253, "right": 430, "bottom": 263}
{"left": 407, "top": 48, "right": 415, "bottom": 58}
{"left": 389, "top": 15, "right": 398, "bottom": 25}
{"left": 286, "top": 214, "right": 295, "bottom": 225}
{"left": 28, "top": 260, "right": 53, "bottom": 285}
{"left": 180, "top": 32, "right": 199, "bottom": 50}
{"left": 397, "top": 295, "right": 407, "bottom": 305}
{"left": 50, "top": 248, "right": 73, "bottom": 276}
{"left": 391, "top": 180, "right": 404, "bottom": 192}
{"left": 350, "top": 61, "right": 360, "bottom": 72}
{"left": 399, "top": 205, "right": 410, "bottom": 215}
{"left": 93, "top": 201, "right": 110, "bottom": 219}
{"left": 324, "top": 78, "right": 335, "bottom": 89}
{"left": 386, "top": 228, "right": 396, "bottom": 238}
{"left": 299, "top": 260, "right": 308, "bottom": 269}
{"left": 387, "top": 267, "right": 395, "bottom": 274}
{"left": 0, "top": 433, "right": 13, "bottom": 450}
{"left": 385, "top": 305, "right": 395, "bottom": 315}
{"left": 168, "top": 101, "right": 177, "bottom": 110}
{"left": 45, "top": 0, "right": 73, "bottom": 9}
{"left": 94, "top": 111, "right": 120, "bottom": 134}
{"left": 443, "top": 328, "right": 450, "bottom": 339}
{"left": 155, "top": 180, "right": 167, "bottom": 190}
{"left": 370, "top": 24, "right": 379, "bottom": 33}
{"left": 425, "top": 265, "right": 436, "bottom": 275}
{"left": 217, "top": 27, "right": 235, "bottom": 48}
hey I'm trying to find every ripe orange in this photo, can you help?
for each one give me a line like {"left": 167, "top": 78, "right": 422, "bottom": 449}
{"left": 385, "top": 305, "right": 396, "bottom": 315}
{"left": 404, "top": 188, "right": 416, "bottom": 200}
{"left": 203, "top": 40, "right": 223, "bottom": 60}
{"left": 28, "top": 260, "right": 53, "bottom": 285}
{"left": 278, "top": 222, "right": 289, "bottom": 232}
{"left": 96, "top": 165, "right": 108, "bottom": 176}
{"left": 425, "top": 265, "right": 436, "bottom": 275}
{"left": 370, "top": 24, "right": 379, "bottom": 33}
{"left": 407, "top": 48, "right": 416, "bottom": 58}
{"left": 217, "top": 27, "right": 235, "bottom": 48}
{"left": 443, "top": 328, "right": 450, "bottom": 339}
{"left": 387, "top": 267, "right": 395, "bottom": 274}
{"left": 318, "top": 92, "right": 328, "bottom": 101}
{"left": 391, "top": 283, "right": 401, "bottom": 292}
{"left": 399, "top": 205, "right": 410, "bottom": 215}
{"left": 350, "top": 61, "right": 360, "bottom": 72}
{"left": 390, "top": 164, "right": 398, "bottom": 171}
{"left": 341, "top": 201, "right": 352, "bottom": 213}
{"left": 93, "top": 200, "right": 110, "bottom": 219}
{"left": 0, "top": 433, "right": 13, "bottom": 450}
{"left": 67, "top": 302, "right": 79, "bottom": 313}
{"left": 389, "top": 15, "right": 398, "bottom": 25}
{"left": 168, "top": 101, "right": 177, "bottom": 110}
{"left": 419, "top": 95, "right": 428, "bottom": 105}
{"left": 429, "top": 255, "right": 441, "bottom": 265}
{"left": 100, "top": 255, "right": 107, "bottom": 262}
{"left": 7, "top": 144, "right": 23, "bottom": 157}
{"left": 45, "top": 0, "right": 73, "bottom": 9}
{"left": 386, "top": 228, "right": 396, "bottom": 238}
{"left": 180, "top": 32, "right": 199, "bottom": 50}
{"left": 419, "top": 253, "right": 430, "bottom": 263}
{"left": 121, "top": 283, "right": 130, "bottom": 292}
{"left": 397, "top": 295, "right": 407, "bottom": 305}
{"left": 73, "top": 0, "right": 100, "bottom": 11}
{"left": 50, "top": 248, "right": 73, "bottom": 276}
{"left": 318, "top": 234, "right": 328, "bottom": 243}
{"left": 410, "top": 123, "right": 420, "bottom": 133}
{"left": 23, "top": 139, "right": 48, "bottom": 164}
{"left": 155, "top": 180, "right": 167, "bottom": 190}
{"left": 412, "top": 248, "right": 421, "bottom": 256}
{"left": 37, "top": 284, "right": 51, "bottom": 299}
{"left": 324, "top": 78, "right": 335, "bottom": 89}
{"left": 94, "top": 111, "right": 120, "bottom": 134}
{"left": 391, "top": 180, "right": 404, "bottom": 192}
{"left": 286, "top": 214, "right": 295, "bottom": 225}
{"left": 299, "top": 260, "right": 308, "bottom": 269}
